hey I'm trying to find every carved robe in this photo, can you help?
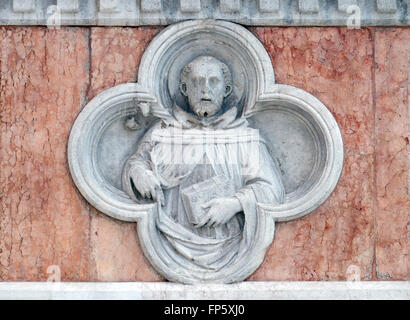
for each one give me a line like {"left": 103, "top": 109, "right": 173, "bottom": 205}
{"left": 122, "top": 105, "right": 284, "bottom": 275}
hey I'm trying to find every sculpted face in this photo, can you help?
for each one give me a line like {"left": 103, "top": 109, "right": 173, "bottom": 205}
{"left": 180, "top": 56, "right": 232, "bottom": 118}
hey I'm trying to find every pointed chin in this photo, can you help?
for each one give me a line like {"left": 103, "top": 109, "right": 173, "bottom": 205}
{"left": 192, "top": 101, "right": 220, "bottom": 118}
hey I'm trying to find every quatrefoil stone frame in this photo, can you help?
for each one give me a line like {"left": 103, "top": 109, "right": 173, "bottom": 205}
{"left": 68, "top": 20, "right": 343, "bottom": 283}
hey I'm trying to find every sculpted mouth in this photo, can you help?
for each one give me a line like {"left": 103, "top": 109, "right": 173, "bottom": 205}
{"left": 201, "top": 98, "right": 212, "bottom": 102}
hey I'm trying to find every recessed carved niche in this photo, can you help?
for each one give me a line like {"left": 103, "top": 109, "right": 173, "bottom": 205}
{"left": 68, "top": 20, "right": 343, "bottom": 284}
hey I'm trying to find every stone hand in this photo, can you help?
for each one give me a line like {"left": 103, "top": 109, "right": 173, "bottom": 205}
{"left": 131, "top": 168, "right": 164, "bottom": 205}
{"left": 196, "top": 197, "right": 242, "bottom": 228}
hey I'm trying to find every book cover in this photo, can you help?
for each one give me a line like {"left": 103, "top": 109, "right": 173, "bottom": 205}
{"left": 181, "top": 176, "right": 236, "bottom": 225}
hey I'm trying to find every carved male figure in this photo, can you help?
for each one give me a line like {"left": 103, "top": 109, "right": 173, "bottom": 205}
{"left": 122, "top": 56, "right": 284, "bottom": 274}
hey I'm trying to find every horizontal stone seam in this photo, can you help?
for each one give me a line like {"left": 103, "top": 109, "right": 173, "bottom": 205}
{"left": 1, "top": 0, "right": 408, "bottom": 26}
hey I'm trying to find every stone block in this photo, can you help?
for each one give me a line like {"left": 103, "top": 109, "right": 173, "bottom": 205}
{"left": 259, "top": 0, "right": 280, "bottom": 13}
{"left": 12, "top": 0, "right": 35, "bottom": 13}
{"left": 220, "top": 0, "right": 241, "bottom": 13}
{"left": 180, "top": 0, "right": 201, "bottom": 13}
{"left": 57, "top": 0, "right": 80, "bottom": 13}
{"left": 99, "top": 0, "right": 120, "bottom": 13}
{"left": 376, "top": 0, "right": 398, "bottom": 13}
{"left": 374, "top": 28, "right": 409, "bottom": 280}
{"left": 141, "top": 0, "right": 162, "bottom": 13}
{"left": 298, "top": 0, "right": 320, "bottom": 13}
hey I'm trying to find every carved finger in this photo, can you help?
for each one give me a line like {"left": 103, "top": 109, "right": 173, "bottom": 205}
{"left": 141, "top": 188, "right": 150, "bottom": 198}
{"left": 156, "top": 188, "right": 165, "bottom": 206}
{"left": 195, "top": 216, "right": 211, "bottom": 228}
{"left": 150, "top": 174, "right": 162, "bottom": 189}
{"left": 221, "top": 217, "right": 229, "bottom": 225}
{"left": 200, "top": 200, "right": 213, "bottom": 210}
{"left": 151, "top": 186, "right": 164, "bottom": 206}
{"left": 204, "top": 214, "right": 216, "bottom": 228}
{"left": 149, "top": 186, "right": 157, "bottom": 200}
{"left": 208, "top": 219, "right": 218, "bottom": 228}
{"left": 206, "top": 219, "right": 216, "bottom": 228}
{"left": 211, "top": 214, "right": 224, "bottom": 227}
{"left": 194, "top": 219, "right": 208, "bottom": 228}
{"left": 211, "top": 220, "right": 220, "bottom": 228}
{"left": 137, "top": 188, "right": 145, "bottom": 198}
{"left": 202, "top": 220, "right": 211, "bottom": 228}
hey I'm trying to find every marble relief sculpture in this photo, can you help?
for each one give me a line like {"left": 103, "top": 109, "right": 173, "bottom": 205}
{"left": 68, "top": 20, "right": 343, "bottom": 283}
{"left": 121, "top": 56, "right": 284, "bottom": 273}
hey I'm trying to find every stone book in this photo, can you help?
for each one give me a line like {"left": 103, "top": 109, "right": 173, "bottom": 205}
{"left": 181, "top": 176, "right": 236, "bottom": 225}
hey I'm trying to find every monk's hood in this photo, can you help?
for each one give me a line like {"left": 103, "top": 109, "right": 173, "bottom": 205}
{"left": 163, "top": 103, "right": 248, "bottom": 130}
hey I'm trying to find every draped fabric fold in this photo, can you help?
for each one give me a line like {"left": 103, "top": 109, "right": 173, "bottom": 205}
{"left": 122, "top": 104, "right": 284, "bottom": 274}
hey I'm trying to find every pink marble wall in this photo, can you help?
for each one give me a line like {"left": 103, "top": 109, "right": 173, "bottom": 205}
{"left": 0, "top": 26, "right": 408, "bottom": 281}
{"left": 249, "top": 27, "right": 376, "bottom": 281}
{"left": 88, "top": 27, "right": 163, "bottom": 282}
{"left": 0, "top": 28, "right": 91, "bottom": 281}
{"left": 373, "top": 29, "right": 409, "bottom": 280}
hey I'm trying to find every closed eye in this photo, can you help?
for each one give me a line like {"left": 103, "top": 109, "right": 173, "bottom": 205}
{"left": 210, "top": 77, "right": 219, "bottom": 86}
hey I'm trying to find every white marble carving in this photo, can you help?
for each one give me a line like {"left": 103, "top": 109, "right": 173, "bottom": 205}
{"left": 180, "top": 0, "right": 201, "bottom": 13}
{"left": 12, "top": 0, "right": 35, "bottom": 13}
{"left": 57, "top": 0, "right": 80, "bottom": 13}
{"left": 68, "top": 20, "right": 344, "bottom": 284}
{"left": 2, "top": 0, "right": 408, "bottom": 26}
{"left": 298, "top": 0, "right": 320, "bottom": 13}
{"left": 1, "top": 281, "right": 409, "bottom": 300}
{"left": 376, "top": 0, "right": 398, "bottom": 13}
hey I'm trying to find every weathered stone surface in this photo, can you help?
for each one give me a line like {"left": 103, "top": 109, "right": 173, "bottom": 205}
{"left": 0, "top": 26, "right": 408, "bottom": 282}
{"left": 2, "top": 0, "right": 409, "bottom": 26}
{"left": 72, "top": 20, "right": 344, "bottom": 284}
{"left": 90, "top": 212, "right": 161, "bottom": 281}
{"left": 374, "top": 29, "right": 409, "bottom": 280}
{"left": 0, "top": 27, "right": 91, "bottom": 280}
{"left": 249, "top": 28, "right": 375, "bottom": 280}
{"left": 250, "top": 155, "right": 374, "bottom": 280}
{"left": 252, "top": 27, "right": 374, "bottom": 156}
{"left": 89, "top": 27, "right": 161, "bottom": 100}
{"left": 89, "top": 27, "right": 163, "bottom": 281}
{"left": 1, "top": 281, "right": 409, "bottom": 300}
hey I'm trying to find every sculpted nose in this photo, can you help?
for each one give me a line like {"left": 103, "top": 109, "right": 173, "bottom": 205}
{"left": 201, "top": 84, "right": 208, "bottom": 94}
{"left": 202, "top": 80, "right": 211, "bottom": 94}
